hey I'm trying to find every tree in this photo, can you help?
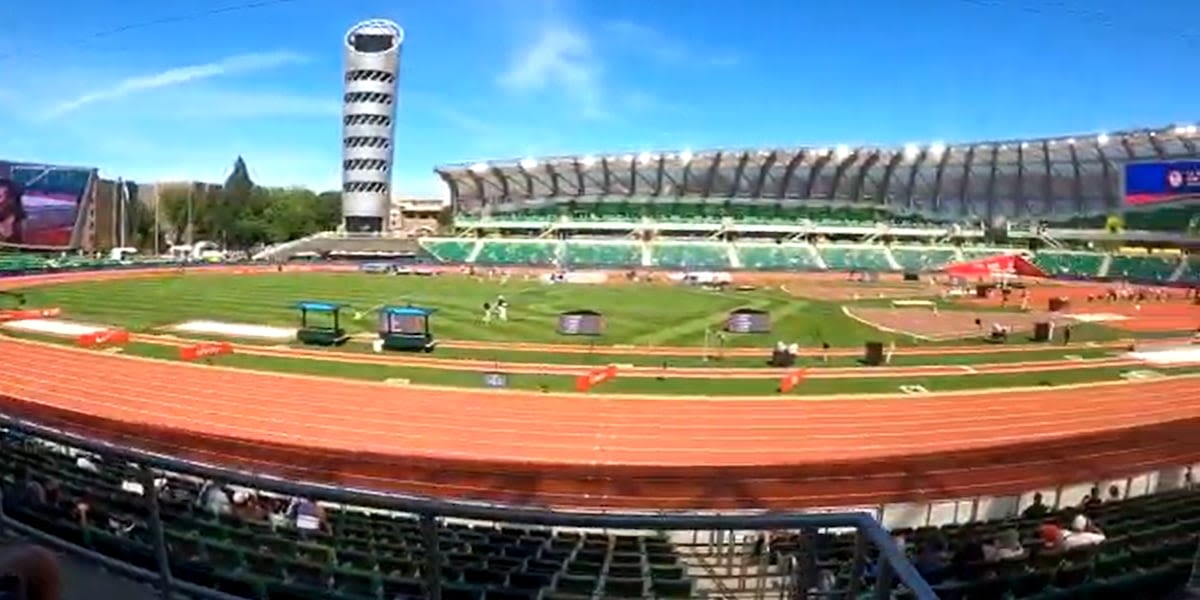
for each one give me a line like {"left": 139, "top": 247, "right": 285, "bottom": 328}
{"left": 158, "top": 188, "right": 192, "bottom": 245}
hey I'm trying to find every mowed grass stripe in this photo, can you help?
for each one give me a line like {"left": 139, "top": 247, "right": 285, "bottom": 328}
{"left": 14, "top": 272, "right": 1131, "bottom": 352}
{"left": 9, "top": 331, "right": 1194, "bottom": 396}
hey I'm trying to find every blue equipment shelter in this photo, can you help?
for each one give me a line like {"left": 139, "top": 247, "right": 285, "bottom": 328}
{"left": 294, "top": 301, "right": 351, "bottom": 346}
{"left": 378, "top": 305, "right": 437, "bottom": 352}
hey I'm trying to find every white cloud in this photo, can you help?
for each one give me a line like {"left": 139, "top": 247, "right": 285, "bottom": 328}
{"left": 162, "top": 90, "right": 340, "bottom": 120}
{"left": 497, "top": 23, "right": 608, "bottom": 120}
{"left": 42, "top": 50, "right": 307, "bottom": 119}
{"left": 602, "top": 20, "right": 740, "bottom": 68}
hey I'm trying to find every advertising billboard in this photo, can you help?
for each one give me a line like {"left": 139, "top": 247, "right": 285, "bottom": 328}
{"left": 0, "top": 160, "right": 93, "bottom": 248}
{"left": 1124, "top": 160, "right": 1200, "bottom": 206}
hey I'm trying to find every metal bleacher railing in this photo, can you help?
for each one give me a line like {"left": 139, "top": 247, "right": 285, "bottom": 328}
{"left": 0, "top": 414, "right": 936, "bottom": 600}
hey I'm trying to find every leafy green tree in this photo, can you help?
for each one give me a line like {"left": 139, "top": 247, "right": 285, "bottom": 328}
{"left": 157, "top": 188, "right": 192, "bottom": 245}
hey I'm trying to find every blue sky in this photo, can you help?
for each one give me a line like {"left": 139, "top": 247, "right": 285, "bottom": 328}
{"left": 0, "top": 0, "right": 1195, "bottom": 198}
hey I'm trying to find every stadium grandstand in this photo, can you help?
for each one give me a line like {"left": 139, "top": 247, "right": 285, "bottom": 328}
{"left": 2, "top": 3, "right": 1200, "bottom": 597}
{"left": 417, "top": 125, "right": 1199, "bottom": 284}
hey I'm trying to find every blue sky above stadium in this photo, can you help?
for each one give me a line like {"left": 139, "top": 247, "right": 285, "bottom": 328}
{"left": 0, "top": 0, "right": 1195, "bottom": 199}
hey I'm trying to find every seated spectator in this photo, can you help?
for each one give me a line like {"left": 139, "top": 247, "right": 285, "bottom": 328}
{"left": 1021, "top": 492, "right": 1050, "bottom": 519}
{"left": 288, "top": 497, "right": 327, "bottom": 532}
{"left": 987, "top": 528, "right": 1026, "bottom": 561}
{"left": 1039, "top": 524, "right": 1065, "bottom": 553}
{"left": 1080, "top": 486, "right": 1103, "bottom": 511}
{"left": 1062, "top": 515, "right": 1105, "bottom": 549}
{"left": 912, "top": 535, "right": 949, "bottom": 581}
{"left": 4, "top": 466, "right": 46, "bottom": 512}
{"left": 950, "top": 537, "right": 987, "bottom": 582}
{"left": 1106, "top": 485, "right": 1122, "bottom": 502}
{"left": 197, "top": 481, "right": 232, "bottom": 517}
{"left": 0, "top": 544, "right": 60, "bottom": 600}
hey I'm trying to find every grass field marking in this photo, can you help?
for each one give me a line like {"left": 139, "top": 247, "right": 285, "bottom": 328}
{"left": 130, "top": 331, "right": 1139, "bottom": 379}
{"left": 839, "top": 305, "right": 933, "bottom": 342}
{"left": 899, "top": 385, "right": 929, "bottom": 395}
{"left": 8, "top": 334, "right": 1196, "bottom": 403}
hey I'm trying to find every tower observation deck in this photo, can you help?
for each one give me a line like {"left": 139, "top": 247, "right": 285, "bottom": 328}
{"left": 341, "top": 19, "right": 403, "bottom": 233}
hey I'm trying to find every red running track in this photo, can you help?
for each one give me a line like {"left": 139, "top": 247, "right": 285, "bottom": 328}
{"left": 0, "top": 338, "right": 1198, "bottom": 510}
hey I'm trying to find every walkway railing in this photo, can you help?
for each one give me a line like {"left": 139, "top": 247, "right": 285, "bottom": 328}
{"left": 0, "top": 413, "right": 935, "bottom": 599}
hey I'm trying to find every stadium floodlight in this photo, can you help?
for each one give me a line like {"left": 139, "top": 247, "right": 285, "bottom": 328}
{"left": 579, "top": 155, "right": 597, "bottom": 168}
{"left": 1173, "top": 125, "right": 1187, "bottom": 135}
{"left": 1096, "top": 133, "right": 1110, "bottom": 145}
{"left": 1020, "top": 142, "right": 1030, "bottom": 149}
{"left": 1186, "top": 124, "right": 1198, "bottom": 136}
{"left": 1066, "top": 138, "right": 1076, "bottom": 146}
{"left": 519, "top": 157, "right": 538, "bottom": 170}
{"left": 834, "top": 144, "right": 851, "bottom": 160}
{"left": 929, "top": 142, "right": 947, "bottom": 157}
{"left": 637, "top": 151, "right": 655, "bottom": 164}
{"left": 679, "top": 150, "right": 694, "bottom": 163}
{"left": 902, "top": 143, "right": 919, "bottom": 161}
{"left": 470, "top": 162, "right": 490, "bottom": 174}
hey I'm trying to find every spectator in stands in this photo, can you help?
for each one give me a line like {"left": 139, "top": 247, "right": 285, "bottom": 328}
{"left": 912, "top": 535, "right": 949, "bottom": 581}
{"left": 987, "top": 528, "right": 1026, "bottom": 561}
{"left": 1022, "top": 492, "right": 1050, "bottom": 519}
{"left": 0, "top": 179, "right": 26, "bottom": 245}
{"left": 0, "top": 544, "right": 60, "bottom": 600}
{"left": 1062, "top": 515, "right": 1106, "bottom": 549}
{"left": 949, "top": 537, "right": 986, "bottom": 582}
{"left": 198, "top": 481, "right": 232, "bottom": 516}
{"left": 1080, "top": 486, "right": 1103, "bottom": 510}
{"left": 1106, "top": 485, "right": 1122, "bottom": 502}
{"left": 288, "top": 497, "right": 327, "bottom": 532}
{"left": 4, "top": 465, "right": 46, "bottom": 511}
{"left": 1039, "top": 524, "right": 1064, "bottom": 553}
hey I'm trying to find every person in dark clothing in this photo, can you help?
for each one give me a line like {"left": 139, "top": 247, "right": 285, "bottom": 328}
{"left": 1022, "top": 492, "right": 1050, "bottom": 519}
{"left": 951, "top": 539, "right": 988, "bottom": 582}
{"left": 1062, "top": 325, "right": 1072, "bottom": 345}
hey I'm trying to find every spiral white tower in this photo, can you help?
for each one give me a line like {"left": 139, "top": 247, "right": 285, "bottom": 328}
{"left": 341, "top": 19, "right": 403, "bottom": 233}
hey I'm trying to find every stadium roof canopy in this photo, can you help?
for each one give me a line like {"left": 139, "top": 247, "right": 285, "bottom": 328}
{"left": 435, "top": 124, "right": 1199, "bottom": 211}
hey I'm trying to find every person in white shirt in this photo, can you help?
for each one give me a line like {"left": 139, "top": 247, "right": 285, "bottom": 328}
{"left": 1061, "top": 514, "right": 1106, "bottom": 549}
{"left": 495, "top": 295, "right": 508, "bottom": 322}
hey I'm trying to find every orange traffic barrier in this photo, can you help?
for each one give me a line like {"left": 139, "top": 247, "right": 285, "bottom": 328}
{"left": 180, "top": 341, "right": 233, "bottom": 361}
{"left": 76, "top": 328, "right": 130, "bottom": 348}
{"left": 779, "top": 368, "right": 807, "bottom": 393}
{"left": 0, "top": 307, "right": 61, "bottom": 323}
{"left": 575, "top": 364, "right": 618, "bottom": 393}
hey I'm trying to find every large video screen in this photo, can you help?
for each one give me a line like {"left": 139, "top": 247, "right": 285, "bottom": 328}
{"left": 0, "top": 160, "right": 92, "bottom": 248}
{"left": 1124, "top": 161, "right": 1200, "bottom": 206}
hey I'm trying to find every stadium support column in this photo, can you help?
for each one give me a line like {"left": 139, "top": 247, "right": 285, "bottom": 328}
{"left": 341, "top": 19, "right": 404, "bottom": 234}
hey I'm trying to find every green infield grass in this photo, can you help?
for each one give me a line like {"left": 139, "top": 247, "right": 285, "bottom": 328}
{"left": 10, "top": 332, "right": 1195, "bottom": 396}
{"left": 12, "top": 271, "right": 1133, "bottom": 349}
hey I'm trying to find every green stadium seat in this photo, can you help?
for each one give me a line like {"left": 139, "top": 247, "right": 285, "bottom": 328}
{"left": 736, "top": 244, "right": 821, "bottom": 270}
{"left": 1032, "top": 251, "right": 1106, "bottom": 278}
{"left": 890, "top": 246, "right": 959, "bottom": 272}
{"left": 818, "top": 245, "right": 892, "bottom": 271}
{"left": 420, "top": 239, "right": 475, "bottom": 263}
{"left": 563, "top": 242, "right": 641, "bottom": 267}
{"left": 1107, "top": 254, "right": 1180, "bottom": 283}
{"left": 474, "top": 241, "right": 557, "bottom": 266}
{"left": 650, "top": 243, "right": 730, "bottom": 269}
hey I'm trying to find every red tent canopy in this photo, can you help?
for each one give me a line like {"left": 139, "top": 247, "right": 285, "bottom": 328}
{"left": 942, "top": 254, "right": 1046, "bottom": 278}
